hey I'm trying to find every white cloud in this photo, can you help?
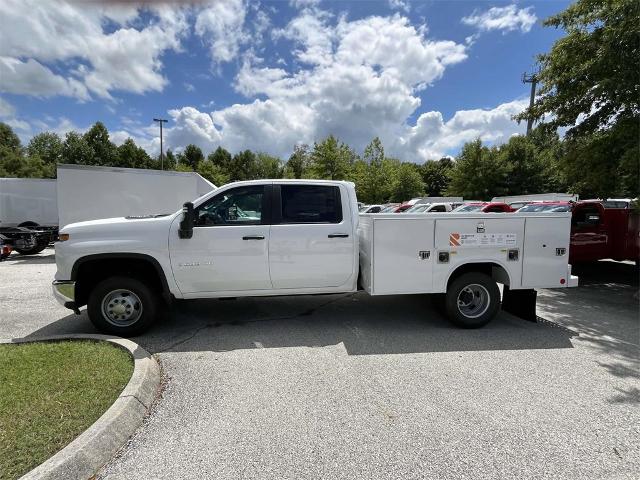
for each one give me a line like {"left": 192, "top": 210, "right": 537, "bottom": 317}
{"left": 388, "top": 0, "right": 410, "bottom": 14}
{"left": 0, "top": 57, "right": 90, "bottom": 100}
{"left": 155, "top": 10, "right": 524, "bottom": 161}
{"left": 462, "top": 5, "right": 537, "bottom": 34}
{"left": 0, "top": 97, "right": 16, "bottom": 118}
{"left": 195, "top": 0, "right": 248, "bottom": 63}
{"left": 0, "top": 0, "right": 188, "bottom": 100}
{"left": 165, "top": 107, "right": 222, "bottom": 154}
{"left": 396, "top": 99, "right": 528, "bottom": 159}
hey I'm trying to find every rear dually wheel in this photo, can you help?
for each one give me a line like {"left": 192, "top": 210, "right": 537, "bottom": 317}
{"left": 445, "top": 272, "right": 500, "bottom": 328}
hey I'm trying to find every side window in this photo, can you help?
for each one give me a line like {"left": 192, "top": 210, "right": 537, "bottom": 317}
{"left": 195, "top": 186, "right": 264, "bottom": 226}
{"left": 280, "top": 185, "right": 342, "bottom": 224}
{"left": 572, "top": 205, "right": 600, "bottom": 227}
{"left": 370, "top": 206, "right": 381, "bottom": 213}
{"left": 430, "top": 205, "right": 446, "bottom": 212}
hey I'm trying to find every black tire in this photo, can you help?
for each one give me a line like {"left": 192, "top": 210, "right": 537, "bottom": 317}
{"left": 87, "top": 276, "right": 160, "bottom": 336}
{"left": 14, "top": 243, "right": 48, "bottom": 255}
{"left": 445, "top": 272, "right": 500, "bottom": 328}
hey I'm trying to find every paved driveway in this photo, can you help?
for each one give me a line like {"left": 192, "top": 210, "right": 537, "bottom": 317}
{"left": 1, "top": 249, "right": 638, "bottom": 479}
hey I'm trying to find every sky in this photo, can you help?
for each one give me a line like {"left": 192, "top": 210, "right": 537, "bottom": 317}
{"left": 0, "top": 0, "right": 572, "bottom": 162}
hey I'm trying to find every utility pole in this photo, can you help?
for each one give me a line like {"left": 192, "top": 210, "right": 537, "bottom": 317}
{"left": 153, "top": 118, "right": 168, "bottom": 169}
{"left": 521, "top": 72, "right": 538, "bottom": 135}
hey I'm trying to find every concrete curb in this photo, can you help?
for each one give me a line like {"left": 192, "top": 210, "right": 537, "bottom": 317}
{"left": 0, "top": 334, "right": 160, "bottom": 480}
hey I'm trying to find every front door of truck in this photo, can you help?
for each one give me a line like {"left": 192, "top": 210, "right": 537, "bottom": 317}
{"left": 269, "top": 184, "right": 355, "bottom": 289}
{"left": 169, "top": 184, "right": 272, "bottom": 294}
{"left": 570, "top": 203, "right": 608, "bottom": 262}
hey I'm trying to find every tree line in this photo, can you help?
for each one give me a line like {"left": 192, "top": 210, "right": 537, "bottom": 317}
{"left": 0, "top": 0, "right": 637, "bottom": 202}
{"left": 0, "top": 117, "right": 636, "bottom": 203}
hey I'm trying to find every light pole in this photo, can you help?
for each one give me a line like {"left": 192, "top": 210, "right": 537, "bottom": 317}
{"left": 153, "top": 118, "right": 168, "bottom": 169}
{"left": 521, "top": 72, "right": 538, "bottom": 135}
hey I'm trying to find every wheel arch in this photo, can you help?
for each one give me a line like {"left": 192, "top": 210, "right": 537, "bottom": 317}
{"left": 446, "top": 261, "right": 511, "bottom": 290}
{"left": 71, "top": 253, "right": 171, "bottom": 307}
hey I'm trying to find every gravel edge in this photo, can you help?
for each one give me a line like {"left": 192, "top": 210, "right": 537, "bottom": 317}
{"left": 0, "top": 334, "right": 160, "bottom": 480}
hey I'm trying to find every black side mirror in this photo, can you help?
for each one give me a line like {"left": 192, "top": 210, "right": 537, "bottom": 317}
{"left": 179, "top": 202, "right": 194, "bottom": 239}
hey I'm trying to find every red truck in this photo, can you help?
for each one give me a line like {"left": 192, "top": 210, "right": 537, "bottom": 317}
{"left": 519, "top": 201, "right": 639, "bottom": 264}
{"left": 453, "top": 202, "right": 516, "bottom": 213}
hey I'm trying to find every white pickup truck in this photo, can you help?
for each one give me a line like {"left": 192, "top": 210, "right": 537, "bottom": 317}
{"left": 53, "top": 179, "right": 578, "bottom": 336}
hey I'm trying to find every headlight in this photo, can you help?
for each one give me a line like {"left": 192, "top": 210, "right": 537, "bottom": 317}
{"left": 58, "top": 233, "right": 70, "bottom": 242}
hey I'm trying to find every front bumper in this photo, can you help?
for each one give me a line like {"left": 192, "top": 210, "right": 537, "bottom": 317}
{"left": 52, "top": 280, "right": 79, "bottom": 313}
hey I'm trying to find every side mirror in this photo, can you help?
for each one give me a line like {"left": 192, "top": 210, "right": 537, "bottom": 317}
{"left": 179, "top": 202, "right": 194, "bottom": 239}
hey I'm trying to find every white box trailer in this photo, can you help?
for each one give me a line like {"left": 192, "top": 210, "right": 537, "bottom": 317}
{"left": 56, "top": 164, "right": 215, "bottom": 228}
{"left": 0, "top": 178, "right": 58, "bottom": 227}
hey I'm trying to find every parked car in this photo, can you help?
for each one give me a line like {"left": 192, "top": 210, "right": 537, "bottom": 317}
{"left": 406, "top": 203, "right": 453, "bottom": 213}
{"left": 517, "top": 202, "right": 572, "bottom": 212}
{"left": 391, "top": 203, "right": 414, "bottom": 213}
{"left": 52, "top": 179, "right": 577, "bottom": 336}
{"left": 360, "top": 204, "right": 384, "bottom": 213}
{"left": 453, "top": 202, "right": 515, "bottom": 213}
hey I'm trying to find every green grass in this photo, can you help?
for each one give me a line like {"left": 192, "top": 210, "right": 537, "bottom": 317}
{"left": 0, "top": 341, "right": 133, "bottom": 480}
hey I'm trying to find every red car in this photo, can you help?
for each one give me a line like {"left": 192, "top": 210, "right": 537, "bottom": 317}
{"left": 453, "top": 202, "right": 516, "bottom": 213}
{"left": 389, "top": 203, "right": 414, "bottom": 213}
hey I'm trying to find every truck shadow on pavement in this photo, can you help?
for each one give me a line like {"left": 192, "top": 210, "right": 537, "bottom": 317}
{"left": 28, "top": 292, "right": 577, "bottom": 357}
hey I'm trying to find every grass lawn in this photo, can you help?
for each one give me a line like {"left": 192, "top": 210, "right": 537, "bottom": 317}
{"left": 0, "top": 341, "right": 133, "bottom": 480}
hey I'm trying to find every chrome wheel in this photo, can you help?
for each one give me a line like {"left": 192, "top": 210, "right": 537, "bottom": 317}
{"left": 101, "top": 289, "right": 143, "bottom": 327}
{"left": 456, "top": 283, "right": 490, "bottom": 319}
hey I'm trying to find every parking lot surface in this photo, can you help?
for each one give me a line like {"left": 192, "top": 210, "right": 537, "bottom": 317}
{"left": 1, "top": 248, "right": 638, "bottom": 479}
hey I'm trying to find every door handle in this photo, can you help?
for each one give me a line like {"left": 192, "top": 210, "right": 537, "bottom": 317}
{"left": 242, "top": 235, "right": 265, "bottom": 240}
{"left": 328, "top": 233, "right": 349, "bottom": 238}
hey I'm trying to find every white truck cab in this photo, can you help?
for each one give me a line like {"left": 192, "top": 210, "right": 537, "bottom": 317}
{"left": 53, "top": 179, "right": 578, "bottom": 336}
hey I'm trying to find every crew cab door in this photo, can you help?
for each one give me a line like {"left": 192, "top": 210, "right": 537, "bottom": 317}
{"left": 169, "top": 184, "right": 272, "bottom": 293}
{"left": 269, "top": 184, "right": 355, "bottom": 289}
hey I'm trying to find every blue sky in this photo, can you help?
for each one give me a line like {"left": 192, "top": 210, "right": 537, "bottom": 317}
{"left": 0, "top": 0, "right": 571, "bottom": 162}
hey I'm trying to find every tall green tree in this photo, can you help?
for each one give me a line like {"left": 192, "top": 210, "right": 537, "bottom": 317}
{"left": 285, "top": 144, "right": 309, "bottom": 179}
{"left": 446, "top": 139, "right": 508, "bottom": 199}
{"left": 359, "top": 137, "right": 394, "bottom": 203}
{"left": 0, "top": 122, "right": 21, "bottom": 153}
{"left": 163, "top": 149, "right": 177, "bottom": 170}
{"left": 27, "top": 132, "right": 63, "bottom": 166}
{"left": 116, "top": 138, "right": 152, "bottom": 169}
{"left": 180, "top": 144, "right": 205, "bottom": 170}
{"left": 196, "top": 160, "right": 229, "bottom": 186}
{"left": 208, "top": 146, "right": 233, "bottom": 173}
{"left": 62, "top": 131, "right": 93, "bottom": 165}
{"left": 230, "top": 150, "right": 258, "bottom": 181}
{"left": 422, "top": 158, "right": 453, "bottom": 196}
{"left": 496, "top": 135, "right": 546, "bottom": 195}
{"left": 389, "top": 162, "right": 424, "bottom": 202}
{"left": 309, "top": 135, "right": 354, "bottom": 180}
{"left": 517, "top": 0, "right": 640, "bottom": 197}
{"left": 83, "top": 122, "right": 117, "bottom": 165}
{"left": 256, "top": 153, "right": 283, "bottom": 178}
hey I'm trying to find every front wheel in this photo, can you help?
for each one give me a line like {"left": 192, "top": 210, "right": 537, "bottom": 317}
{"left": 445, "top": 272, "right": 500, "bottom": 328}
{"left": 87, "top": 276, "right": 160, "bottom": 336}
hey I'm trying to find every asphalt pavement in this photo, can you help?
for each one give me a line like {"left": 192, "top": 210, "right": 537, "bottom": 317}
{"left": 1, "top": 248, "right": 638, "bottom": 479}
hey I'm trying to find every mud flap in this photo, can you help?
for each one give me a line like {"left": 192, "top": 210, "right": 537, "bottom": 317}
{"left": 502, "top": 286, "right": 537, "bottom": 322}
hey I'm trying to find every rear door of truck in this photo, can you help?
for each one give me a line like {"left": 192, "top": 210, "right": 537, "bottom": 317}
{"left": 269, "top": 183, "right": 355, "bottom": 289}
